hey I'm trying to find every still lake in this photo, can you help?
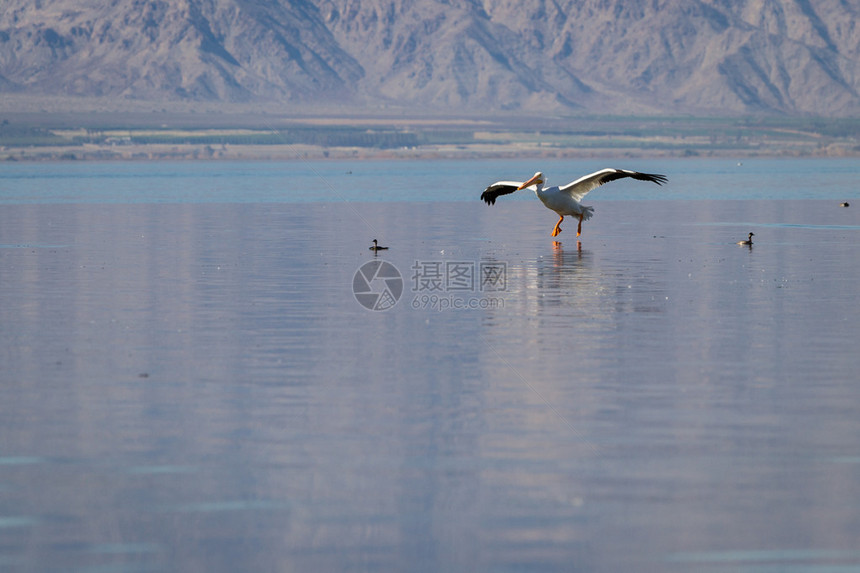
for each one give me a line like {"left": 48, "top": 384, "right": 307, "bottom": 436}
{"left": 2, "top": 158, "right": 860, "bottom": 572}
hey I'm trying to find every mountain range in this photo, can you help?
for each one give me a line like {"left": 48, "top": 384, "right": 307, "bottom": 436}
{"left": 1, "top": 0, "right": 858, "bottom": 116}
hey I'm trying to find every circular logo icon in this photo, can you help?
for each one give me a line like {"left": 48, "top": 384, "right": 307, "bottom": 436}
{"left": 353, "top": 260, "right": 403, "bottom": 311}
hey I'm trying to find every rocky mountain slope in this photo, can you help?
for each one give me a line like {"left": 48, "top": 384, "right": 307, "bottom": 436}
{"left": 1, "top": 0, "right": 858, "bottom": 115}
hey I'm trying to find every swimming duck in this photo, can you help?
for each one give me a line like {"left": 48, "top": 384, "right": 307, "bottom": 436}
{"left": 737, "top": 232, "right": 754, "bottom": 246}
{"left": 369, "top": 239, "right": 388, "bottom": 252}
{"left": 840, "top": 202, "right": 850, "bottom": 207}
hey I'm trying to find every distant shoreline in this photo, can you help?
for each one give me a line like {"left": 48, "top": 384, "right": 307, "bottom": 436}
{"left": 2, "top": 97, "right": 858, "bottom": 161}
{"left": 3, "top": 142, "right": 859, "bottom": 163}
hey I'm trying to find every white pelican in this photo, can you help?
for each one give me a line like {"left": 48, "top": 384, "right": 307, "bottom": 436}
{"left": 369, "top": 239, "right": 388, "bottom": 251}
{"left": 737, "top": 232, "right": 754, "bottom": 246}
{"left": 481, "top": 168, "right": 667, "bottom": 237}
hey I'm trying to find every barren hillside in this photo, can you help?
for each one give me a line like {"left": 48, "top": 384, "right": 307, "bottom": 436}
{"left": 1, "top": 0, "right": 858, "bottom": 115}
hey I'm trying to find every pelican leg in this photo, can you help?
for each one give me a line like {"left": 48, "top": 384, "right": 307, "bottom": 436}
{"left": 551, "top": 215, "right": 564, "bottom": 237}
{"left": 576, "top": 214, "right": 583, "bottom": 236}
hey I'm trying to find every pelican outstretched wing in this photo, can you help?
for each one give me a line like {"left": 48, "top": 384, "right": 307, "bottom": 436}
{"left": 480, "top": 181, "right": 524, "bottom": 205}
{"left": 560, "top": 169, "right": 667, "bottom": 202}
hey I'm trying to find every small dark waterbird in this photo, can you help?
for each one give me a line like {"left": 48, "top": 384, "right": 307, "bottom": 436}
{"left": 369, "top": 239, "right": 388, "bottom": 252}
{"left": 737, "top": 232, "right": 754, "bottom": 246}
{"left": 481, "top": 168, "right": 667, "bottom": 237}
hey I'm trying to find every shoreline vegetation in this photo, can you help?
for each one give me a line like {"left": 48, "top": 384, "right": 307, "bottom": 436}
{"left": 1, "top": 98, "right": 858, "bottom": 162}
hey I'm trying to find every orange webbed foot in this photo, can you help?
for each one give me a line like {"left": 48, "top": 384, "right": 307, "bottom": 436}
{"left": 551, "top": 215, "right": 564, "bottom": 237}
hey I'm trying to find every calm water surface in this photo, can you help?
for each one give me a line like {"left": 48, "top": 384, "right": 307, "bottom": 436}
{"left": 2, "top": 159, "right": 860, "bottom": 572}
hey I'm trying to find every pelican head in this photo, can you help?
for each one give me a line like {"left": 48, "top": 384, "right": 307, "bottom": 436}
{"left": 517, "top": 172, "right": 544, "bottom": 190}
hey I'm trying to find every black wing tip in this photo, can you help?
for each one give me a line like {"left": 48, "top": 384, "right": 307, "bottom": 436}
{"left": 481, "top": 183, "right": 520, "bottom": 205}
{"left": 639, "top": 172, "right": 668, "bottom": 186}
{"left": 607, "top": 169, "right": 668, "bottom": 186}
